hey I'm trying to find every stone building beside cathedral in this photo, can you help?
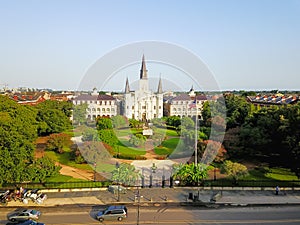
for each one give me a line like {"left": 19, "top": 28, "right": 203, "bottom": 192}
{"left": 123, "top": 55, "right": 163, "bottom": 121}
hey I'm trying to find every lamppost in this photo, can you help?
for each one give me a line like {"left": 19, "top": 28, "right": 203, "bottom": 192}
{"left": 93, "top": 162, "right": 97, "bottom": 182}
{"left": 136, "top": 187, "right": 143, "bottom": 225}
{"left": 115, "top": 162, "right": 120, "bottom": 202}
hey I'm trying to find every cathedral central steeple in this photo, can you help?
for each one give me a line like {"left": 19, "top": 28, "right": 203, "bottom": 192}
{"left": 140, "top": 54, "right": 148, "bottom": 79}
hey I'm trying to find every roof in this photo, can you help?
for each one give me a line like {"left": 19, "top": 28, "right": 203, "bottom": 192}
{"left": 247, "top": 95, "right": 299, "bottom": 105}
{"left": 74, "top": 94, "right": 116, "bottom": 101}
{"left": 171, "top": 93, "right": 191, "bottom": 101}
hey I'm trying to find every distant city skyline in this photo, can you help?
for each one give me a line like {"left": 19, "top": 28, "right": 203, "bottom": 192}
{"left": 1, "top": 0, "right": 300, "bottom": 91}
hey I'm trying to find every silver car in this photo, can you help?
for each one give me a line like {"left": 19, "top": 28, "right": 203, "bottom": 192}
{"left": 96, "top": 205, "right": 127, "bottom": 222}
{"left": 7, "top": 209, "right": 41, "bottom": 222}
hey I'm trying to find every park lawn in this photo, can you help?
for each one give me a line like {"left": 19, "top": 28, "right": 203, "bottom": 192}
{"left": 155, "top": 128, "right": 179, "bottom": 137}
{"left": 154, "top": 137, "right": 180, "bottom": 155}
{"left": 117, "top": 139, "right": 146, "bottom": 156}
{"left": 265, "top": 167, "right": 298, "bottom": 180}
{"left": 45, "top": 150, "right": 115, "bottom": 172}
{"left": 46, "top": 174, "right": 87, "bottom": 182}
{"left": 240, "top": 166, "right": 298, "bottom": 181}
{"left": 119, "top": 145, "right": 146, "bottom": 155}
{"left": 45, "top": 151, "right": 93, "bottom": 170}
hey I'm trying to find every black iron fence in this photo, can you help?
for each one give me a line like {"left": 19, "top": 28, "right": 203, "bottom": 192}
{"left": 1, "top": 179, "right": 300, "bottom": 190}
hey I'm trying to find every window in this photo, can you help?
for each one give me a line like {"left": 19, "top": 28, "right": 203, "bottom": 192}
{"left": 142, "top": 106, "right": 146, "bottom": 109}
{"left": 154, "top": 106, "right": 156, "bottom": 109}
{"left": 132, "top": 106, "right": 134, "bottom": 110}
{"left": 159, "top": 106, "right": 161, "bottom": 109}
{"left": 102, "top": 108, "right": 105, "bottom": 111}
{"left": 107, "top": 108, "right": 110, "bottom": 111}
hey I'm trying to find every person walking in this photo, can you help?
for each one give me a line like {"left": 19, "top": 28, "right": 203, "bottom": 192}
{"left": 275, "top": 186, "right": 280, "bottom": 195}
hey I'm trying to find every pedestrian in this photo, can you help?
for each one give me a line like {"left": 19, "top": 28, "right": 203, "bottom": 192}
{"left": 275, "top": 186, "right": 280, "bottom": 195}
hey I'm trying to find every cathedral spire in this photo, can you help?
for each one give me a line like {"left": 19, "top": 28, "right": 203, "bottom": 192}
{"left": 157, "top": 75, "right": 163, "bottom": 94}
{"left": 125, "top": 77, "right": 130, "bottom": 93}
{"left": 140, "top": 54, "right": 148, "bottom": 79}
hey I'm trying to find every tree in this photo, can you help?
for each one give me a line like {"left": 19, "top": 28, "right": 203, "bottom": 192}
{"left": 111, "top": 115, "right": 128, "bottom": 129}
{"left": 172, "top": 163, "right": 208, "bottom": 186}
{"left": 36, "top": 108, "right": 72, "bottom": 136}
{"left": 26, "top": 156, "right": 61, "bottom": 183}
{"left": 224, "top": 93, "right": 251, "bottom": 129}
{"left": 166, "top": 116, "right": 181, "bottom": 128}
{"left": 37, "top": 100, "right": 73, "bottom": 118}
{"left": 0, "top": 96, "right": 38, "bottom": 184}
{"left": 111, "top": 163, "right": 141, "bottom": 186}
{"left": 198, "top": 140, "right": 227, "bottom": 164}
{"left": 129, "top": 134, "right": 146, "bottom": 147}
{"left": 98, "top": 129, "right": 118, "bottom": 147}
{"left": 78, "top": 141, "right": 112, "bottom": 164}
{"left": 46, "top": 133, "right": 72, "bottom": 153}
{"left": 222, "top": 160, "right": 248, "bottom": 183}
{"left": 129, "top": 118, "right": 143, "bottom": 128}
{"left": 82, "top": 127, "right": 99, "bottom": 141}
{"left": 151, "top": 118, "right": 166, "bottom": 128}
{"left": 73, "top": 103, "right": 88, "bottom": 125}
{"left": 96, "top": 117, "right": 113, "bottom": 130}
{"left": 96, "top": 117, "right": 118, "bottom": 147}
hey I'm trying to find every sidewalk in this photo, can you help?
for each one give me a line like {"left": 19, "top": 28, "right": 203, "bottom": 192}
{"left": 2, "top": 187, "right": 300, "bottom": 208}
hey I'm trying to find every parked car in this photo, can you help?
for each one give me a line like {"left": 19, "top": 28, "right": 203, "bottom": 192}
{"left": 96, "top": 205, "right": 127, "bottom": 222}
{"left": 7, "top": 209, "right": 41, "bottom": 222}
{"left": 12, "top": 220, "right": 45, "bottom": 225}
{"left": 108, "top": 185, "right": 127, "bottom": 194}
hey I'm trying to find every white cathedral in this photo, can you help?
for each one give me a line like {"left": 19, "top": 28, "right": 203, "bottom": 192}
{"left": 123, "top": 55, "right": 163, "bottom": 121}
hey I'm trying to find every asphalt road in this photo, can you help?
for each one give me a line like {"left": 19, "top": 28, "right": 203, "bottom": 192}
{"left": 1, "top": 205, "right": 300, "bottom": 225}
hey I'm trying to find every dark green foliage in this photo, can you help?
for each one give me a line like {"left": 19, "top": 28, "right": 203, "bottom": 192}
{"left": 166, "top": 116, "right": 181, "bottom": 128}
{"left": 98, "top": 129, "right": 118, "bottom": 147}
{"left": 26, "top": 157, "right": 61, "bottom": 183}
{"left": 96, "top": 117, "right": 113, "bottom": 129}
{"left": 0, "top": 96, "right": 61, "bottom": 184}
{"left": 172, "top": 163, "right": 208, "bottom": 186}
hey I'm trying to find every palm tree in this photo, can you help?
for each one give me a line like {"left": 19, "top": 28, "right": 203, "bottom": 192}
{"left": 172, "top": 163, "right": 208, "bottom": 186}
{"left": 111, "top": 163, "right": 141, "bottom": 186}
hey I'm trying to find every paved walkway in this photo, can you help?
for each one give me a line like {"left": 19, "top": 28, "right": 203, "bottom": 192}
{"left": 2, "top": 187, "right": 300, "bottom": 208}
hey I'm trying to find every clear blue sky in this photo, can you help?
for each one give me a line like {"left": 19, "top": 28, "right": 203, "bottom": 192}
{"left": 1, "top": 0, "right": 300, "bottom": 91}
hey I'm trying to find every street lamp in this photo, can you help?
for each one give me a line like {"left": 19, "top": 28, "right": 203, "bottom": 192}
{"left": 115, "top": 162, "right": 120, "bottom": 202}
{"left": 93, "top": 162, "right": 97, "bottom": 182}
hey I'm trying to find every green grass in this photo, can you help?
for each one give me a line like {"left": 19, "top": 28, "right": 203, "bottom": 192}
{"left": 46, "top": 174, "right": 87, "bottom": 182}
{"left": 265, "top": 167, "right": 298, "bottom": 180}
{"left": 154, "top": 137, "right": 181, "bottom": 155}
{"left": 45, "top": 151, "right": 94, "bottom": 170}
{"left": 117, "top": 139, "right": 146, "bottom": 156}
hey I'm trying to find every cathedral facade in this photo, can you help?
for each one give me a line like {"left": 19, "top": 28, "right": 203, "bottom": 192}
{"left": 123, "top": 55, "right": 163, "bottom": 121}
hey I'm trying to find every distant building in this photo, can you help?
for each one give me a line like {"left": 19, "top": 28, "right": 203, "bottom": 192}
{"left": 123, "top": 55, "right": 163, "bottom": 121}
{"left": 50, "top": 92, "right": 75, "bottom": 101}
{"left": 247, "top": 94, "right": 299, "bottom": 106}
{"left": 72, "top": 88, "right": 117, "bottom": 120}
{"left": 167, "top": 87, "right": 209, "bottom": 119}
{"left": 10, "top": 91, "right": 50, "bottom": 105}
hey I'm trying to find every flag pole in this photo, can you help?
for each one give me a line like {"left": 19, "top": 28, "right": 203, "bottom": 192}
{"left": 195, "top": 101, "right": 198, "bottom": 165}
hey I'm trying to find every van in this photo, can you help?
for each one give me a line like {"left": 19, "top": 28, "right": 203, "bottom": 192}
{"left": 96, "top": 205, "right": 127, "bottom": 222}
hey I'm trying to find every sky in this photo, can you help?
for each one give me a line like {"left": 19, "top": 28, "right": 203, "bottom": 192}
{"left": 0, "top": 0, "right": 300, "bottom": 92}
